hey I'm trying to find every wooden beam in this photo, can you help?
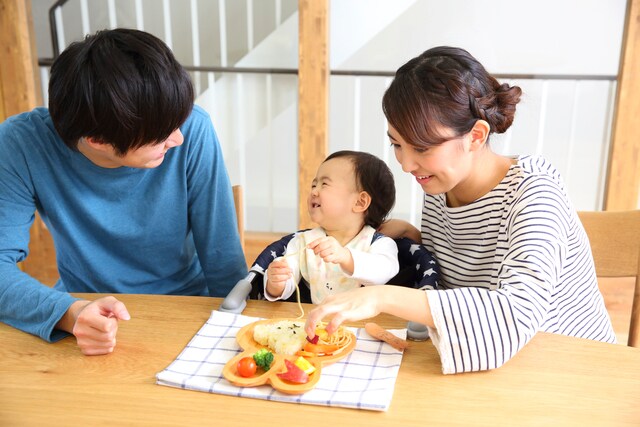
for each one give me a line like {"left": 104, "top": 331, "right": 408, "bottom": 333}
{"left": 605, "top": 0, "right": 640, "bottom": 210}
{"left": 297, "top": 0, "right": 329, "bottom": 228}
{"left": 1, "top": 0, "right": 41, "bottom": 274}
{"left": 0, "top": 61, "right": 4, "bottom": 122}
{"left": 0, "top": 0, "right": 41, "bottom": 121}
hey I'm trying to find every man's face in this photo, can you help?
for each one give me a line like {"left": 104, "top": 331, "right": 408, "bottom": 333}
{"left": 86, "top": 129, "right": 184, "bottom": 169}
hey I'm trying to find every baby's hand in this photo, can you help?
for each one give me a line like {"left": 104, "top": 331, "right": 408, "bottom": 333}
{"left": 308, "top": 236, "right": 350, "bottom": 265}
{"left": 266, "top": 258, "right": 292, "bottom": 297}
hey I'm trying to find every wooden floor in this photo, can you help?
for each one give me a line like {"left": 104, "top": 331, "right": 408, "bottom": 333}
{"left": 20, "top": 223, "right": 633, "bottom": 345}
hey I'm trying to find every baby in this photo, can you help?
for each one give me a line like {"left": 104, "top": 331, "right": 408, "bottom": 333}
{"left": 264, "top": 150, "right": 399, "bottom": 304}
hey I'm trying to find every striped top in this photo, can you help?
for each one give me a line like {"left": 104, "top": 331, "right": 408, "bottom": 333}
{"left": 421, "top": 155, "right": 615, "bottom": 374}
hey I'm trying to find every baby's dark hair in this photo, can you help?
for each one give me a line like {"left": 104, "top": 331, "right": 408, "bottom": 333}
{"left": 324, "top": 150, "right": 395, "bottom": 229}
{"left": 382, "top": 46, "right": 522, "bottom": 147}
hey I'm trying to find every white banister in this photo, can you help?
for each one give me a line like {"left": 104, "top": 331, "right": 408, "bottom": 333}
{"left": 162, "top": 0, "right": 172, "bottom": 49}
{"left": 219, "top": 0, "right": 228, "bottom": 66}
{"left": 107, "top": 0, "right": 117, "bottom": 29}
{"left": 191, "top": 0, "right": 202, "bottom": 95}
{"left": 135, "top": 0, "right": 144, "bottom": 30}
{"left": 54, "top": 6, "right": 65, "bottom": 51}
{"left": 80, "top": 0, "right": 90, "bottom": 35}
{"left": 247, "top": 0, "right": 254, "bottom": 51}
{"left": 266, "top": 73, "right": 274, "bottom": 230}
{"left": 535, "top": 80, "right": 549, "bottom": 156}
{"left": 353, "top": 77, "right": 361, "bottom": 151}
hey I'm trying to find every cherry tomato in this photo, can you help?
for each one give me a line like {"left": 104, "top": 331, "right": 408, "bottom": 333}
{"left": 237, "top": 357, "right": 257, "bottom": 378}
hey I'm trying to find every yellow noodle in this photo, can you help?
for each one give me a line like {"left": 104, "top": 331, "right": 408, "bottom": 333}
{"left": 274, "top": 254, "right": 304, "bottom": 319}
{"left": 295, "top": 280, "right": 304, "bottom": 318}
{"left": 292, "top": 279, "right": 351, "bottom": 354}
{"left": 315, "top": 322, "right": 352, "bottom": 354}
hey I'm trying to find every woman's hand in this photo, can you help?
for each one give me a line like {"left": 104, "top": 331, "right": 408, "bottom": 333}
{"left": 304, "top": 285, "right": 434, "bottom": 338}
{"left": 57, "top": 296, "right": 131, "bottom": 355}
{"left": 266, "top": 258, "right": 292, "bottom": 297}
{"left": 304, "top": 286, "right": 384, "bottom": 337}
{"left": 379, "top": 219, "right": 421, "bottom": 241}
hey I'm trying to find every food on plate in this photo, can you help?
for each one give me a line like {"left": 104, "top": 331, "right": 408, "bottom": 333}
{"left": 223, "top": 317, "right": 358, "bottom": 394}
{"left": 301, "top": 324, "right": 352, "bottom": 356}
{"left": 252, "top": 348, "right": 274, "bottom": 371}
{"left": 253, "top": 319, "right": 354, "bottom": 357}
{"left": 293, "top": 356, "right": 316, "bottom": 374}
{"left": 253, "top": 320, "right": 307, "bottom": 355}
{"left": 276, "top": 359, "right": 309, "bottom": 384}
{"left": 302, "top": 342, "right": 340, "bottom": 355}
{"left": 236, "top": 357, "right": 257, "bottom": 378}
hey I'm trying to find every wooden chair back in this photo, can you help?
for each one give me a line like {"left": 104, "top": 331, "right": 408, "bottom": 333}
{"left": 232, "top": 184, "right": 245, "bottom": 252}
{"left": 578, "top": 210, "right": 640, "bottom": 347}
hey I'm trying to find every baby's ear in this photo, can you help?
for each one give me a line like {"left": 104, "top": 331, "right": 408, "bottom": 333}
{"left": 354, "top": 191, "right": 371, "bottom": 213}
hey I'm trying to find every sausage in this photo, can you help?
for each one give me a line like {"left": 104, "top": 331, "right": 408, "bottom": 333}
{"left": 364, "top": 322, "right": 409, "bottom": 351}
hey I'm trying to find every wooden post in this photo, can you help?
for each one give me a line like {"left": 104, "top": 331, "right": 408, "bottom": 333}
{"left": 297, "top": 0, "right": 329, "bottom": 229}
{"left": 605, "top": 0, "right": 640, "bottom": 211}
{"left": 0, "top": 0, "right": 41, "bottom": 121}
{"left": 1, "top": 0, "right": 42, "bottom": 275}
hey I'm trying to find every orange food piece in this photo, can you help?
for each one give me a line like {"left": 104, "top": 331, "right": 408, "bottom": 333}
{"left": 303, "top": 342, "right": 340, "bottom": 355}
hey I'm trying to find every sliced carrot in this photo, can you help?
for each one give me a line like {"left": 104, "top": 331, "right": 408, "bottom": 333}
{"left": 303, "top": 342, "right": 340, "bottom": 355}
{"left": 295, "top": 350, "right": 316, "bottom": 358}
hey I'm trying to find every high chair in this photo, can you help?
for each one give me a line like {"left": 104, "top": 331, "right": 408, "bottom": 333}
{"left": 220, "top": 233, "right": 439, "bottom": 339}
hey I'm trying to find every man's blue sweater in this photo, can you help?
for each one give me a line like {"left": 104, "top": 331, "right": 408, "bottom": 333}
{"left": 0, "top": 105, "right": 247, "bottom": 341}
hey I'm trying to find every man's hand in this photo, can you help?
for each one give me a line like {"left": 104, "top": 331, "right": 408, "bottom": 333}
{"left": 57, "top": 296, "right": 130, "bottom": 355}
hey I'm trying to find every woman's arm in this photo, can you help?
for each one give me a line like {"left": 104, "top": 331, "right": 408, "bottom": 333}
{"left": 304, "top": 285, "right": 433, "bottom": 336}
{"left": 379, "top": 219, "right": 421, "bottom": 241}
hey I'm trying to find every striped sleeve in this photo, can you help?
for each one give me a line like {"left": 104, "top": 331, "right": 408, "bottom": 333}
{"left": 423, "top": 156, "right": 615, "bottom": 374}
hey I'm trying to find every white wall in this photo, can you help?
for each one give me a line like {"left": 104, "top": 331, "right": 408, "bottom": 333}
{"left": 327, "top": 0, "right": 626, "bottom": 225}
{"left": 30, "top": 0, "right": 630, "bottom": 232}
{"left": 338, "top": 0, "right": 624, "bottom": 75}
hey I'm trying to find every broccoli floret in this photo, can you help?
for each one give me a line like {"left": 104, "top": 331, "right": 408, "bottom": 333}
{"left": 253, "top": 348, "right": 274, "bottom": 371}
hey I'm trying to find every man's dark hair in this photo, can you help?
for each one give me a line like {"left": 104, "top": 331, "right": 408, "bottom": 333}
{"left": 324, "top": 150, "right": 396, "bottom": 229}
{"left": 48, "top": 28, "right": 194, "bottom": 155}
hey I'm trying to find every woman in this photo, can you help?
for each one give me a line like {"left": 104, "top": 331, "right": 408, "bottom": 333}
{"left": 304, "top": 46, "right": 615, "bottom": 374}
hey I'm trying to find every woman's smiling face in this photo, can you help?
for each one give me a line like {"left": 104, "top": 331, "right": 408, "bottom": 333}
{"left": 387, "top": 123, "right": 474, "bottom": 196}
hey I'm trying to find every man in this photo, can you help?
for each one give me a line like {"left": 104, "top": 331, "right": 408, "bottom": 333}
{"left": 0, "top": 29, "right": 247, "bottom": 355}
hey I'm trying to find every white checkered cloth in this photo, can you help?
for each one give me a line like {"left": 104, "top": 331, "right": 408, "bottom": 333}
{"left": 156, "top": 310, "right": 406, "bottom": 411}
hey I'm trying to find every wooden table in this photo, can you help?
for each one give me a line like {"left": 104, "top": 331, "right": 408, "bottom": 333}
{"left": 1, "top": 294, "right": 639, "bottom": 426}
